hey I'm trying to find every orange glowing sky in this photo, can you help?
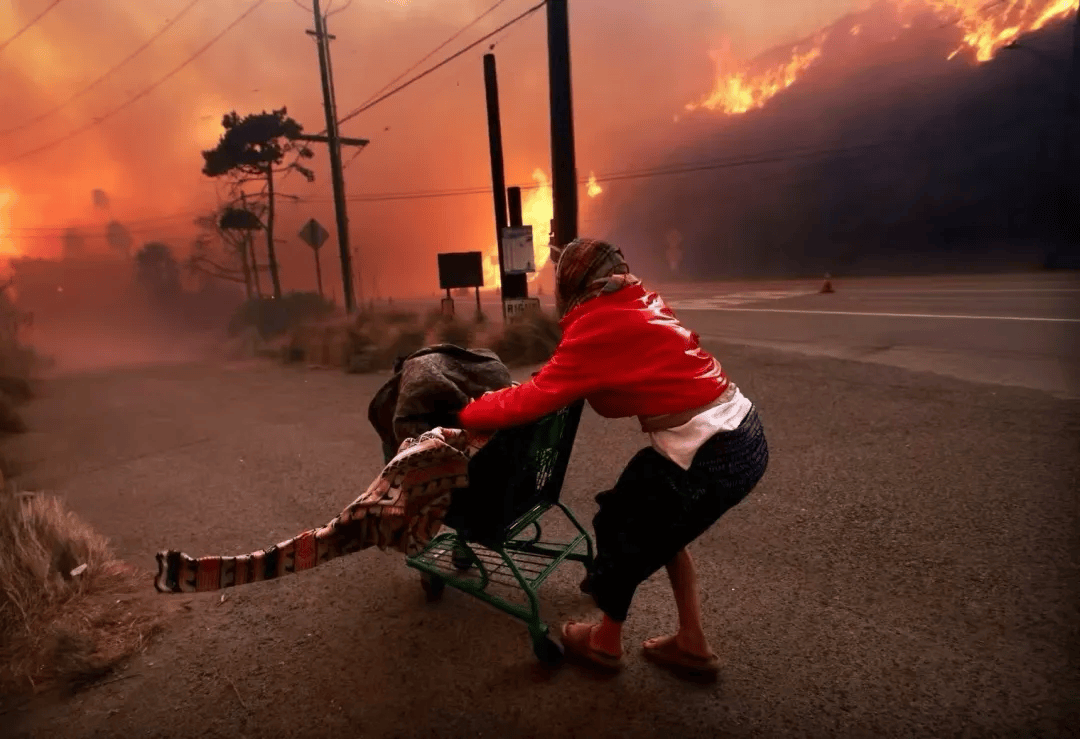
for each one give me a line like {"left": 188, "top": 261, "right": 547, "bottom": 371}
{"left": 0, "top": 0, "right": 1075, "bottom": 297}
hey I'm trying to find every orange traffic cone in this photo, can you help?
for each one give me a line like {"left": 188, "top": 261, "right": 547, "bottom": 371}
{"left": 820, "top": 273, "right": 834, "bottom": 294}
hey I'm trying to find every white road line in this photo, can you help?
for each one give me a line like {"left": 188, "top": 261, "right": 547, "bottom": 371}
{"left": 686, "top": 307, "right": 1080, "bottom": 323}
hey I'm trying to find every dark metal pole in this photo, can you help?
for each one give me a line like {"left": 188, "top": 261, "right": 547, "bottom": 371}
{"left": 507, "top": 186, "right": 524, "bottom": 229}
{"left": 314, "top": 247, "right": 324, "bottom": 298}
{"left": 311, "top": 0, "right": 355, "bottom": 313}
{"left": 1065, "top": 10, "right": 1080, "bottom": 258}
{"left": 483, "top": 54, "right": 511, "bottom": 300}
{"left": 546, "top": 0, "right": 579, "bottom": 249}
{"left": 505, "top": 187, "right": 528, "bottom": 298}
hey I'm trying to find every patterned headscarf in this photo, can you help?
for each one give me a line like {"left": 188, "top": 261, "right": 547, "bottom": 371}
{"left": 554, "top": 238, "right": 641, "bottom": 317}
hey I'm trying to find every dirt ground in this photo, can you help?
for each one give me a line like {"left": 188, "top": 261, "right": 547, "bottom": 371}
{"left": 1, "top": 341, "right": 1078, "bottom": 738}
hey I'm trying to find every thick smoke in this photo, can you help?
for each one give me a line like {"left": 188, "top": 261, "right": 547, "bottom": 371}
{"left": 1, "top": 0, "right": 865, "bottom": 298}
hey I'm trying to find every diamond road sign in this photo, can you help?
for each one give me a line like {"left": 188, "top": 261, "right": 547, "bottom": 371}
{"left": 299, "top": 218, "right": 330, "bottom": 250}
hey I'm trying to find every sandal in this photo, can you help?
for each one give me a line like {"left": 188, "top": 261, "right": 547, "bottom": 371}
{"left": 642, "top": 636, "right": 720, "bottom": 677}
{"left": 560, "top": 621, "right": 624, "bottom": 671}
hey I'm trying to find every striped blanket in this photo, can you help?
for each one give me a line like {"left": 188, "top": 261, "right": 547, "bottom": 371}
{"left": 154, "top": 427, "right": 489, "bottom": 594}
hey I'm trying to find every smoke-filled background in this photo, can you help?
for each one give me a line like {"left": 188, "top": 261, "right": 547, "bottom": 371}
{"left": 0, "top": 0, "right": 1077, "bottom": 368}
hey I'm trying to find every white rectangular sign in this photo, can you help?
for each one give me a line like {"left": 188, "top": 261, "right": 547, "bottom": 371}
{"left": 502, "top": 226, "right": 535, "bottom": 275}
{"left": 503, "top": 297, "right": 542, "bottom": 322}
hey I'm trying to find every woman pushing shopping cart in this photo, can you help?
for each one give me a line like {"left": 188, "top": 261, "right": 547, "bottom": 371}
{"left": 431, "top": 238, "right": 770, "bottom": 678}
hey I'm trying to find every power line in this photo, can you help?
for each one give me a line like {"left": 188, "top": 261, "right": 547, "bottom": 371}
{"left": 325, "top": 0, "right": 353, "bottom": 18}
{"left": 0, "top": 0, "right": 206, "bottom": 137}
{"left": 8, "top": 107, "right": 1053, "bottom": 230}
{"left": 10, "top": 143, "right": 830, "bottom": 231}
{"left": 311, "top": 0, "right": 515, "bottom": 143}
{"left": 315, "top": 0, "right": 530, "bottom": 184}
{"left": 0, "top": 0, "right": 65, "bottom": 54}
{"left": 316, "top": 0, "right": 529, "bottom": 186}
{"left": 292, "top": 110, "right": 1054, "bottom": 205}
{"left": 335, "top": 0, "right": 548, "bottom": 126}
{"left": 357, "top": 0, "right": 513, "bottom": 114}
{"left": 0, "top": 0, "right": 267, "bottom": 166}
{"left": 255, "top": 142, "right": 876, "bottom": 206}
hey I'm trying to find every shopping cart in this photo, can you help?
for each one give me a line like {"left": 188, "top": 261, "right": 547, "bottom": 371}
{"left": 405, "top": 399, "right": 594, "bottom": 665}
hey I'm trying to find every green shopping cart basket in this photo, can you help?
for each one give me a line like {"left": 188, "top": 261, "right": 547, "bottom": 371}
{"left": 405, "top": 399, "right": 594, "bottom": 666}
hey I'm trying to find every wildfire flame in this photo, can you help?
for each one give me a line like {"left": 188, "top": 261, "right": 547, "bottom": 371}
{"left": 481, "top": 169, "right": 553, "bottom": 291}
{"left": 689, "top": 0, "right": 1077, "bottom": 117}
{"left": 686, "top": 36, "right": 827, "bottom": 115}
{"left": 920, "top": 0, "right": 1078, "bottom": 61}
{"left": 587, "top": 172, "right": 603, "bottom": 198}
{"left": 480, "top": 168, "right": 604, "bottom": 291}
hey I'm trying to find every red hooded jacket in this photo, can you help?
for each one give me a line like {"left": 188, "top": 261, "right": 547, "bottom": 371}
{"left": 458, "top": 283, "right": 730, "bottom": 431}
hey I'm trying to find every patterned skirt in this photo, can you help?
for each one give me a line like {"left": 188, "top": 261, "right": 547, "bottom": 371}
{"left": 587, "top": 406, "right": 769, "bottom": 621}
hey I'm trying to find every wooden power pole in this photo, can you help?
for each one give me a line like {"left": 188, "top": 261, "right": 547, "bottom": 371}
{"left": 307, "top": 0, "right": 358, "bottom": 313}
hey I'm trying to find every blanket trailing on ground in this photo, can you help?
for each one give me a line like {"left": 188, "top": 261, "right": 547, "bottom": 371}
{"left": 368, "top": 344, "right": 513, "bottom": 463}
{"left": 154, "top": 427, "right": 490, "bottom": 594}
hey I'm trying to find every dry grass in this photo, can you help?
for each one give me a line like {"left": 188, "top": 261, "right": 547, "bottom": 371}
{"left": 0, "top": 490, "right": 163, "bottom": 695}
{"left": 479, "top": 312, "right": 562, "bottom": 367}
{"left": 273, "top": 307, "right": 562, "bottom": 373}
{"left": 0, "top": 285, "right": 156, "bottom": 697}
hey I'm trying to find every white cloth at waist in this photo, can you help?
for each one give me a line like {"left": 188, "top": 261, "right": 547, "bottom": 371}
{"left": 648, "top": 384, "right": 753, "bottom": 471}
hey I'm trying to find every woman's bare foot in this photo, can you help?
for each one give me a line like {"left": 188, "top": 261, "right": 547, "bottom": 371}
{"left": 643, "top": 633, "right": 716, "bottom": 660}
{"left": 642, "top": 634, "right": 720, "bottom": 675}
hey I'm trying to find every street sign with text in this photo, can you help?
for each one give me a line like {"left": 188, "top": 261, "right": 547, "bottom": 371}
{"left": 503, "top": 297, "right": 541, "bottom": 323}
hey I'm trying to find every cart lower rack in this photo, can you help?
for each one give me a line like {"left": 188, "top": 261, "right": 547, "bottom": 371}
{"left": 405, "top": 400, "right": 593, "bottom": 665}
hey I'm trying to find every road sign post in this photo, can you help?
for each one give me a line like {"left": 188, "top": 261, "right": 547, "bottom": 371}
{"left": 501, "top": 225, "right": 535, "bottom": 321}
{"left": 437, "top": 251, "right": 485, "bottom": 319}
{"left": 299, "top": 218, "right": 331, "bottom": 299}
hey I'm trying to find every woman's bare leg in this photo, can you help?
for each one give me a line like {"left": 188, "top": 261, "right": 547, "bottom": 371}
{"left": 645, "top": 548, "right": 714, "bottom": 657}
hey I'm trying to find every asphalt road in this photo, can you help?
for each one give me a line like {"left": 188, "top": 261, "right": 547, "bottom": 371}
{"left": 420, "top": 272, "right": 1080, "bottom": 398}
{"left": 665, "top": 272, "right": 1080, "bottom": 400}
{"left": 4, "top": 320, "right": 1079, "bottom": 737}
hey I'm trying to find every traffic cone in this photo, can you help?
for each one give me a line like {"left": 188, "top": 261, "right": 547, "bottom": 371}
{"left": 820, "top": 273, "right": 834, "bottom": 294}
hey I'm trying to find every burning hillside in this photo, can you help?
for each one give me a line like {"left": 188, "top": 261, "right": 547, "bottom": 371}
{"left": 686, "top": 0, "right": 1077, "bottom": 117}
{"left": 598, "top": 0, "right": 1078, "bottom": 279}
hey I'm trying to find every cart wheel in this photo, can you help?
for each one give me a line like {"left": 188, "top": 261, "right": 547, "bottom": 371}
{"left": 420, "top": 573, "right": 445, "bottom": 602}
{"left": 533, "top": 636, "right": 564, "bottom": 667}
{"left": 451, "top": 550, "right": 473, "bottom": 572}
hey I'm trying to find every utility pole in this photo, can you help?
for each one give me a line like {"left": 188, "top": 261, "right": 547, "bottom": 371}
{"left": 508, "top": 186, "right": 524, "bottom": 230}
{"left": 483, "top": 53, "right": 527, "bottom": 302}
{"left": 546, "top": 0, "right": 579, "bottom": 249}
{"left": 506, "top": 185, "right": 532, "bottom": 298}
{"left": 1065, "top": 8, "right": 1080, "bottom": 259}
{"left": 308, "top": 0, "right": 357, "bottom": 313}
{"left": 312, "top": 244, "right": 324, "bottom": 298}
